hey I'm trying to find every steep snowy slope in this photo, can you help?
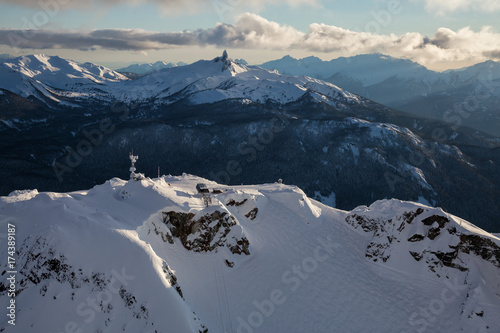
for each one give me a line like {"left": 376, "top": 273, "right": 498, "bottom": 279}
{"left": 1, "top": 174, "right": 499, "bottom": 332}
{"left": 0, "top": 54, "right": 129, "bottom": 104}
{"left": 1, "top": 54, "right": 128, "bottom": 89}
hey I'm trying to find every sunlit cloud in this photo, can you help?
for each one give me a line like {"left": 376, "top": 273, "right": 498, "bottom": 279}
{"left": 1, "top": 13, "right": 500, "bottom": 68}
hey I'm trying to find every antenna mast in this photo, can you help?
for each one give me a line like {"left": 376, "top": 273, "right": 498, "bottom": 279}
{"left": 129, "top": 151, "right": 138, "bottom": 179}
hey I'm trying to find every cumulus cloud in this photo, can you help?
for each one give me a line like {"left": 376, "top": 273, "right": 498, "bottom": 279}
{"left": 1, "top": 13, "right": 500, "bottom": 67}
{"left": 414, "top": 0, "right": 500, "bottom": 14}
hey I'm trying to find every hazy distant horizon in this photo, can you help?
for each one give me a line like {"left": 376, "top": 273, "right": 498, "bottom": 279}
{"left": 1, "top": 48, "right": 494, "bottom": 73}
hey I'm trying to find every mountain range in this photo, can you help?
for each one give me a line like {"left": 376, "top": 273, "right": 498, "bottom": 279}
{"left": 259, "top": 54, "right": 500, "bottom": 137}
{"left": 113, "top": 53, "right": 500, "bottom": 137}
{"left": 1, "top": 174, "right": 499, "bottom": 332}
{"left": 0, "top": 51, "right": 499, "bottom": 233}
{"left": 0, "top": 51, "right": 362, "bottom": 107}
{"left": 117, "top": 60, "right": 188, "bottom": 76}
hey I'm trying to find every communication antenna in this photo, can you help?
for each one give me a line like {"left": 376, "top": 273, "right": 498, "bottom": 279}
{"left": 129, "top": 151, "right": 138, "bottom": 179}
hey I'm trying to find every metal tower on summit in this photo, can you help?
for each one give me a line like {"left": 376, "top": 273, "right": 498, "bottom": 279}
{"left": 129, "top": 151, "right": 144, "bottom": 181}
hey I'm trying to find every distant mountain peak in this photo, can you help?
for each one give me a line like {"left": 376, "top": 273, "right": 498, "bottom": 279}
{"left": 213, "top": 49, "right": 229, "bottom": 63}
{"left": 234, "top": 58, "right": 248, "bottom": 65}
{"left": 212, "top": 49, "right": 245, "bottom": 74}
{"left": 301, "top": 55, "right": 322, "bottom": 63}
{"left": 280, "top": 55, "right": 298, "bottom": 62}
{"left": 117, "top": 60, "right": 187, "bottom": 75}
{"left": 0, "top": 54, "right": 128, "bottom": 98}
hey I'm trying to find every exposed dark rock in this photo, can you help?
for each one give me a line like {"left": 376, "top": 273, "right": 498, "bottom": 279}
{"left": 345, "top": 214, "right": 377, "bottom": 232}
{"left": 365, "top": 242, "right": 389, "bottom": 262}
{"left": 427, "top": 227, "right": 441, "bottom": 240}
{"left": 229, "top": 238, "right": 250, "bottom": 255}
{"left": 119, "top": 287, "right": 137, "bottom": 308}
{"left": 432, "top": 251, "right": 468, "bottom": 271}
{"left": 448, "top": 226, "right": 457, "bottom": 235}
{"left": 163, "top": 262, "right": 183, "bottom": 299}
{"left": 227, "top": 199, "right": 247, "bottom": 206}
{"left": 151, "top": 221, "right": 174, "bottom": 244}
{"left": 408, "top": 234, "right": 425, "bottom": 242}
{"left": 402, "top": 208, "right": 425, "bottom": 224}
{"left": 161, "top": 210, "right": 250, "bottom": 255}
{"left": 410, "top": 251, "right": 423, "bottom": 261}
{"left": 245, "top": 208, "right": 258, "bottom": 220}
{"left": 422, "top": 215, "right": 449, "bottom": 227}
{"left": 345, "top": 207, "right": 500, "bottom": 275}
{"left": 458, "top": 234, "right": 500, "bottom": 268}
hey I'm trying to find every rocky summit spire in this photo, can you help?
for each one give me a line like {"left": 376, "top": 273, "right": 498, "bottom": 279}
{"left": 217, "top": 49, "right": 233, "bottom": 72}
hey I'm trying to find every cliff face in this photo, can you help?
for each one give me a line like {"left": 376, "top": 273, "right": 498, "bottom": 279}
{"left": 159, "top": 210, "right": 250, "bottom": 255}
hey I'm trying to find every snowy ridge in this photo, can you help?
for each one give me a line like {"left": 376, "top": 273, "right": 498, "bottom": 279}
{"left": 0, "top": 54, "right": 127, "bottom": 90}
{"left": 447, "top": 60, "right": 500, "bottom": 82}
{"left": 260, "top": 53, "right": 440, "bottom": 86}
{"left": 2, "top": 55, "right": 128, "bottom": 86}
{"left": 116, "top": 60, "right": 188, "bottom": 75}
{"left": 0, "top": 51, "right": 361, "bottom": 107}
{"left": 259, "top": 54, "right": 500, "bottom": 136}
{"left": 0, "top": 54, "right": 129, "bottom": 104}
{"left": 1, "top": 174, "right": 499, "bottom": 332}
{"left": 119, "top": 50, "right": 360, "bottom": 106}
{"left": 260, "top": 53, "right": 500, "bottom": 89}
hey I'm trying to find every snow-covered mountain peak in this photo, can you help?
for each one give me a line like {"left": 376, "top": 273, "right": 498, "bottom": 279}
{"left": 2, "top": 54, "right": 128, "bottom": 83}
{"left": 0, "top": 54, "right": 128, "bottom": 101}
{"left": 1, "top": 174, "right": 499, "bottom": 332}
{"left": 212, "top": 49, "right": 247, "bottom": 75}
{"left": 2, "top": 54, "right": 55, "bottom": 78}
{"left": 112, "top": 51, "right": 362, "bottom": 105}
{"left": 450, "top": 59, "right": 500, "bottom": 81}
{"left": 0, "top": 52, "right": 365, "bottom": 107}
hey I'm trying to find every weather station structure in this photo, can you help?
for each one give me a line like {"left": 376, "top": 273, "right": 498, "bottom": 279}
{"left": 196, "top": 183, "right": 212, "bottom": 207}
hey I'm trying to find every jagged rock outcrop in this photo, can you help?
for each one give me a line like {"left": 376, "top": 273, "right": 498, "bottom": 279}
{"left": 345, "top": 201, "right": 500, "bottom": 276}
{"left": 161, "top": 210, "right": 250, "bottom": 255}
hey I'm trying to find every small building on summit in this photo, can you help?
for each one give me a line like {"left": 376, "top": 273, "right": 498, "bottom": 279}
{"left": 196, "top": 183, "right": 209, "bottom": 194}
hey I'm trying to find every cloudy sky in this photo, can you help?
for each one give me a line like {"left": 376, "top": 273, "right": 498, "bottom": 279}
{"left": 1, "top": 0, "right": 500, "bottom": 70}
